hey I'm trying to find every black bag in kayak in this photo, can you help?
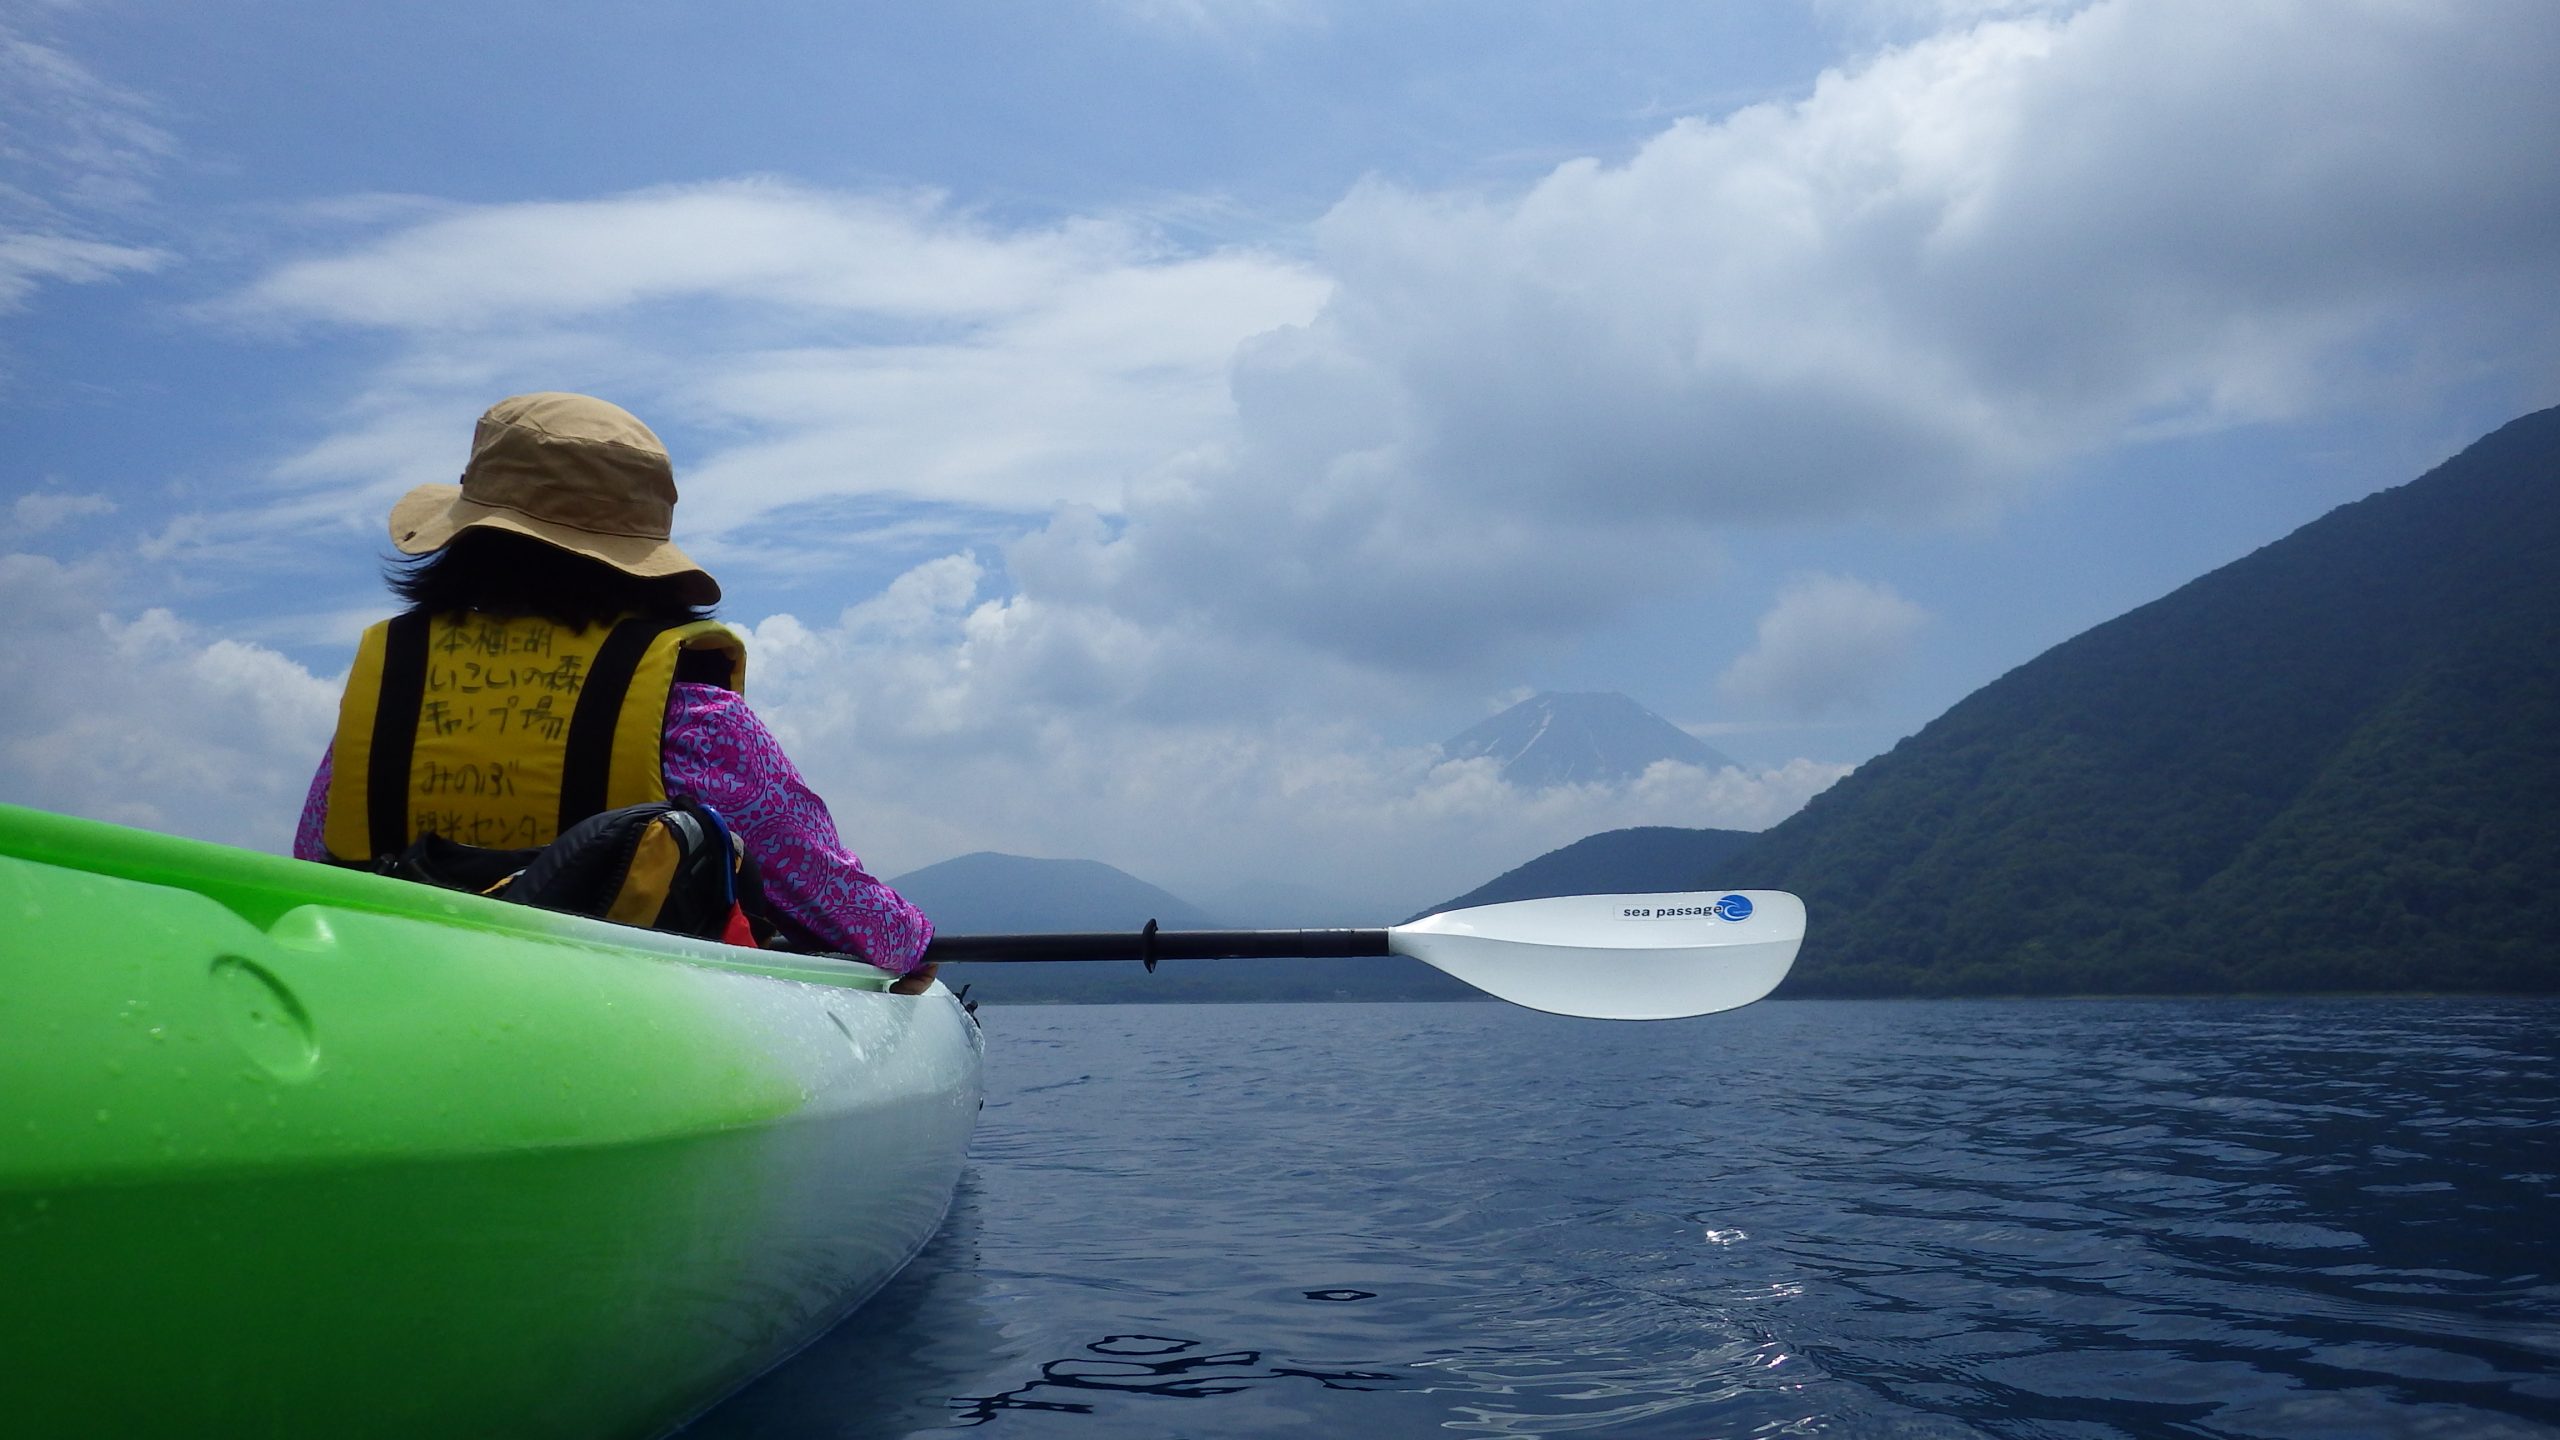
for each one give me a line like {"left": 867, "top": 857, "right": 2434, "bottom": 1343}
{"left": 377, "top": 832, "right": 541, "bottom": 896}
{"left": 378, "top": 799, "right": 769, "bottom": 944}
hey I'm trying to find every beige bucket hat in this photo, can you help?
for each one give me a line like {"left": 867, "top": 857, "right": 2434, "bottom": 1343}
{"left": 388, "top": 392, "right": 720, "bottom": 605}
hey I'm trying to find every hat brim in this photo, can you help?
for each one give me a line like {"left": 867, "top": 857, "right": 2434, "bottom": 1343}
{"left": 389, "top": 483, "right": 721, "bottom": 605}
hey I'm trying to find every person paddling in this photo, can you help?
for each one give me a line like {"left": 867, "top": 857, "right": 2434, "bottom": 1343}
{"left": 293, "top": 391, "right": 937, "bottom": 992}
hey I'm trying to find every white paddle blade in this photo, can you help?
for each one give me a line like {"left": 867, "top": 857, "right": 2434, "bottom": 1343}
{"left": 1389, "top": 890, "right": 1804, "bottom": 1021}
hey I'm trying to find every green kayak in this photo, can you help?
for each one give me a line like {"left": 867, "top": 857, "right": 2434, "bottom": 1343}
{"left": 0, "top": 802, "right": 983, "bottom": 1438}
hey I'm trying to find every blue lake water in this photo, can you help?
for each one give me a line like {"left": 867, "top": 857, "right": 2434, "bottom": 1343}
{"left": 686, "top": 998, "right": 2560, "bottom": 1438}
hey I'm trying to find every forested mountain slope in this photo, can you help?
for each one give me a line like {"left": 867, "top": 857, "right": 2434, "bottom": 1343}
{"left": 1735, "top": 406, "right": 2560, "bottom": 996}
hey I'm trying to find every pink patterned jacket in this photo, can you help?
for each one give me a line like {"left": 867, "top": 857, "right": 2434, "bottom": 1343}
{"left": 295, "top": 682, "right": 933, "bottom": 972}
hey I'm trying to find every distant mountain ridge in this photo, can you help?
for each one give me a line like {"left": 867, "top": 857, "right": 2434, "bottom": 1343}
{"left": 1730, "top": 405, "right": 2560, "bottom": 997}
{"left": 1443, "top": 692, "right": 1737, "bottom": 788}
{"left": 888, "top": 851, "right": 1220, "bottom": 933}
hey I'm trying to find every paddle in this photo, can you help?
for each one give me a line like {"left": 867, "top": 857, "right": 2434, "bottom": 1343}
{"left": 922, "top": 890, "right": 1804, "bottom": 1021}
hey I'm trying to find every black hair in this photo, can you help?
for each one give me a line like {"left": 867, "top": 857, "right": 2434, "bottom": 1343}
{"left": 386, "top": 529, "right": 714, "bottom": 630}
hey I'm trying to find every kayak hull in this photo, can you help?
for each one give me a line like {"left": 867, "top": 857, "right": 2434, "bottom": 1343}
{"left": 0, "top": 804, "right": 982, "bottom": 1438}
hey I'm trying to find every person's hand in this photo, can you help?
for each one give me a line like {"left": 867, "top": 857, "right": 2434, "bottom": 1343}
{"left": 888, "top": 960, "right": 940, "bottom": 996}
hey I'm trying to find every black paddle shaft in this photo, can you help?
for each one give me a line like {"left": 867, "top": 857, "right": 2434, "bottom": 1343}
{"left": 924, "top": 925, "right": 1393, "bottom": 967}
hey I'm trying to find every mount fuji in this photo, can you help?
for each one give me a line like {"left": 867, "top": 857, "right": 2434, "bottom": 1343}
{"left": 1441, "top": 692, "right": 1738, "bottom": 789}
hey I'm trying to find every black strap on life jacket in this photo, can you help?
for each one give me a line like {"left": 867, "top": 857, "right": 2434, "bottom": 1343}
{"left": 366, "top": 608, "right": 433, "bottom": 861}
{"left": 557, "top": 617, "right": 678, "bottom": 834}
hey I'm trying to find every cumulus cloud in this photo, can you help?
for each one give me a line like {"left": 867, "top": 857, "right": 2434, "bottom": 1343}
{"left": 738, "top": 564, "right": 1849, "bottom": 914}
{"left": 59, "top": 0, "right": 2553, "bottom": 901}
{"left": 0, "top": 528, "right": 1837, "bottom": 913}
{"left": 1316, "top": 0, "right": 2557, "bottom": 510}
{"left": 0, "top": 550, "right": 338, "bottom": 850}
{"left": 1718, "top": 573, "right": 1929, "bottom": 718}
{"left": 883, "top": 0, "right": 2560, "bottom": 681}
{"left": 207, "top": 1, "right": 2560, "bottom": 691}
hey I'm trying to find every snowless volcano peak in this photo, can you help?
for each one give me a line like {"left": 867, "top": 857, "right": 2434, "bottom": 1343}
{"left": 1441, "top": 692, "right": 1737, "bottom": 789}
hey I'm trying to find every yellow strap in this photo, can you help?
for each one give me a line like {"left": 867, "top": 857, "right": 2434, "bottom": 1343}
{"left": 322, "top": 622, "right": 391, "bottom": 862}
{"left": 603, "top": 620, "right": 744, "bottom": 812}
{"left": 605, "top": 822, "right": 686, "bottom": 928}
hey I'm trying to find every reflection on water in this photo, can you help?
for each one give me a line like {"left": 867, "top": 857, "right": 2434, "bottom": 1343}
{"left": 686, "top": 998, "right": 2560, "bottom": 1439}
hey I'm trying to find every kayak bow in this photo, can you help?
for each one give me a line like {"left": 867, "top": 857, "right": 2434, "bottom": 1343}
{"left": 0, "top": 802, "right": 983, "bottom": 1439}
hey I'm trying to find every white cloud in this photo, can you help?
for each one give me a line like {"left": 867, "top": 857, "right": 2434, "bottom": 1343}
{"left": 223, "top": 181, "right": 1137, "bottom": 332}
{"left": 0, "top": 230, "right": 163, "bottom": 309}
{"left": 0, "top": 550, "right": 338, "bottom": 850}
{"left": 0, "top": 533, "right": 1842, "bottom": 913}
{"left": 8, "top": 488, "right": 114, "bottom": 534}
{"left": 913, "top": 0, "right": 2560, "bottom": 678}
{"left": 1816, "top": 0, "right": 2092, "bottom": 43}
{"left": 0, "top": 13, "right": 175, "bottom": 216}
{"left": 203, "top": 1, "right": 2560, "bottom": 685}
{"left": 0, "top": 534, "right": 1842, "bottom": 912}
{"left": 0, "top": 10, "right": 175, "bottom": 311}
{"left": 1303, "top": 0, "right": 2558, "bottom": 519}
{"left": 206, "top": 181, "right": 1326, "bottom": 549}
{"left": 1718, "top": 573, "right": 1929, "bottom": 718}
{"left": 47, "top": 0, "right": 2553, "bottom": 906}
{"left": 738, "top": 564, "right": 1849, "bottom": 913}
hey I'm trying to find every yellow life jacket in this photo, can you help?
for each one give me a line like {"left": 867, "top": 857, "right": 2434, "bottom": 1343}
{"left": 322, "top": 610, "right": 746, "bottom": 863}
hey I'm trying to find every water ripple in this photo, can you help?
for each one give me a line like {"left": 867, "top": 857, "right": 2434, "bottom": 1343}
{"left": 688, "top": 997, "right": 2560, "bottom": 1439}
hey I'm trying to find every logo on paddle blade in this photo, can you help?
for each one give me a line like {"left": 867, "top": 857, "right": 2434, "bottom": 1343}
{"left": 1616, "top": 894, "right": 1756, "bottom": 922}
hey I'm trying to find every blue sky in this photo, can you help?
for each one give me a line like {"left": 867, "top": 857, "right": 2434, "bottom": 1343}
{"left": 5, "top": 0, "right": 2556, "bottom": 918}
